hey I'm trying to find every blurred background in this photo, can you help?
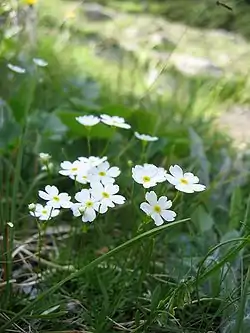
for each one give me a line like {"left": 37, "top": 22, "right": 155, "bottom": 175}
{"left": 2, "top": 1, "right": 250, "bottom": 332}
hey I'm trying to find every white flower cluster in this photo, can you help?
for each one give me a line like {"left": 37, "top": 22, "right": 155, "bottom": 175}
{"left": 132, "top": 164, "right": 206, "bottom": 226}
{"left": 75, "top": 114, "right": 158, "bottom": 142}
{"left": 29, "top": 156, "right": 126, "bottom": 222}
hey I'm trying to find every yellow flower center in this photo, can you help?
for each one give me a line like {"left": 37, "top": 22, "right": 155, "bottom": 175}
{"left": 143, "top": 176, "right": 151, "bottom": 183}
{"left": 42, "top": 209, "right": 47, "bottom": 215}
{"left": 86, "top": 201, "right": 93, "bottom": 208}
{"left": 180, "top": 178, "right": 188, "bottom": 185}
{"left": 71, "top": 167, "right": 78, "bottom": 171}
{"left": 153, "top": 205, "right": 161, "bottom": 213}
{"left": 102, "top": 192, "right": 110, "bottom": 198}
{"left": 24, "top": 0, "right": 37, "bottom": 5}
{"left": 53, "top": 196, "right": 60, "bottom": 202}
{"left": 99, "top": 171, "right": 106, "bottom": 177}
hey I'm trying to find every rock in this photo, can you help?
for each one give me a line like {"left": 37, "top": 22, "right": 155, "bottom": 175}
{"left": 82, "top": 3, "right": 115, "bottom": 21}
{"left": 218, "top": 105, "right": 250, "bottom": 146}
{"left": 171, "top": 54, "right": 222, "bottom": 77}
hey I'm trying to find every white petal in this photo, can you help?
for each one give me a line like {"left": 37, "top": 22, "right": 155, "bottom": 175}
{"left": 111, "top": 195, "right": 125, "bottom": 204}
{"left": 51, "top": 209, "right": 60, "bottom": 218}
{"left": 175, "top": 184, "right": 194, "bottom": 193}
{"left": 38, "top": 190, "right": 51, "bottom": 201}
{"left": 165, "top": 174, "right": 179, "bottom": 186}
{"left": 158, "top": 196, "right": 172, "bottom": 209}
{"left": 183, "top": 172, "right": 199, "bottom": 184}
{"left": 106, "top": 184, "right": 119, "bottom": 195}
{"left": 161, "top": 209, "right": 176, "bottom": 222}
{"left": 83, "top": 207, "right": 96, "bottom": 222}
{"left": 45, "top": 185, "right": 59, "bottom": 196}
{"left": 107, "top": 166, "right": 120, "bottom": 177}
{"left": 99, "top": 203, "right": 108, "bottom": 214}
{"left": 192, "top": 184, "right": 206, "bottom": 192}
{"left": 145, "top": 191, "right": 158, "bottom": 205}
{"left": 140, "top": 202, "right": 152, "bottom": 215}
{"left": 151, "top": 213, "right": 164, "bottom": 226}
{"left": 60, "top": 161, "right": 71, "bottom": 169}
{"left": 169, "top": 165, "right": 184, "bottom": 178}
{"left": 75, "top": 189, "right": 90, "bottom": 203}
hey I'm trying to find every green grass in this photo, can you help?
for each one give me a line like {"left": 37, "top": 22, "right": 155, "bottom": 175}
{"left": 1, "top": 0, "right": 250, "bottom": 332}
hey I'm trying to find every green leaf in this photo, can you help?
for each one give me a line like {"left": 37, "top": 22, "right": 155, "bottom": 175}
{"left": 0, "top": 99, "right": 20, "bottom": 150}
{"left": 56, "top": 110, "right": 114, "bottom": 138}
{"left": 192, "top": 205, "right": 214, "bottom": 233}
{"left": 229, "top": 187, "right": 244, "bottom": 230}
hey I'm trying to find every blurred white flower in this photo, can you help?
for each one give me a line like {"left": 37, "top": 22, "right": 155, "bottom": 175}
{"left": 59, "top": 160, "right": 82, "bottom": 178}
{"left": 33, "top": 58, "right": 48, "bottom": 67}
{"left": 91, "top": 182, "right": 126, "bottom": 213}
{"left": 166, "top": 165, "right": 206, "bottom": 193}
{"left": 71, "top": 189, "right": 100, "bottom": 222}
{"left": 100, "top": 114, "right": 131, "bottom": 129}
{"left": 134, "top": 132, "right": 158, "bottom": 142}
{"left": 140, "top": 191, "right": 176, "bottom": 226}
{"left": 29, "top": 203, "right": 60, "bottom": 221}
{"left": 76, "top": 115, "right": 100, "bottom": 127}
{"left": 39, "top": 152, "right": 51, "bottom": 163}
{"left": 132, "top": 164, "right": 167, "bottom": 188}
{"left": 7, "top": 63, "right": 26, "bottom": 74}
{"left": 88, "top": 161, "right": 120, "bottom": 185}
{"left": 78, "top": 156, "right": 107, "bottom": 167}
{"left": 39, "top": 185, "right": 72, "bottom": 208}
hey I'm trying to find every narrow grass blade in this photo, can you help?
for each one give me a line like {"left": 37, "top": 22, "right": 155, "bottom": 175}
{"left": 0, "top": 218, "right": 189, "bottom": 332}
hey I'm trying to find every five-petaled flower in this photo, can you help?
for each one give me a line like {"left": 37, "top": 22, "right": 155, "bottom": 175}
{"left": 76, "top": 115, "right": 100, "bottom": 127}
{"left": 59, "top": 160, "right": 82, "bottom": 178}
{"left": 140, "top": 191, "right": 176, "bottom": 226}
{"left": 29, "top": 203, "right": 60, "bottom": 221}
{"left": 39, "top": 185, "right": 72, "bottom": 208}
{"left": 71, "top": 189, "right": 100, "bottom": 222}
{"left": 166, "top": 165, "right": 206, "bottom": 193}
{"left": 100, "top": 114, "right": 131, "bottom": 129}
{"left": 91, "top": 182, "right": 126, "bottom": 214}
{"left": 132, "top": 164, "right": 167, "bottom": 188}
{"left": 88, "top": 161, "right": 120, "bottom": 185}
{"left": 134, "top": 132, "right": 158, "bottom": 142}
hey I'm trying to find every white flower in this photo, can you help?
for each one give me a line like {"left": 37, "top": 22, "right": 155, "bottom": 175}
{"left": 29, "top": 204, "right": 60, "bottom": 221}
{"left": 91, "top": 182, "right": 126, "bottom": 214}
{"left": 132, "top": 164, "right": 167, "bottom": 188}
{"left": 76, "top": 115, "right": 100, "bottom": 127}
{"left": 71, "top": 189, "right": 100, "bottom": 222}
{"left": 88, "top": 161, "right": 120, "bottom": 185}
{"left": 39, "top": 152, "right": 51, "bottom": 163}
{"left": 78, "top": 156, "right": 107, "bottom": 167}
{"left": 100, "top": 114, "right": 131, "bottom": 129}
{"left": 134, "top": 132, "right": 158, "bottom": 142}
{"left": 140, "top": 191, "right": 176, "bottom": 226}
{"left": 7, "top": 63, "right": 26, "bottom": 74}
{"left": 59, "top": 160, "right": 82, "bottom": 178}
{"left": 38, "top": 185, "right": 72, "bottom": 208}
{"left": 166, "top": 165, "right": 206, "bottom": 193}
{"left": 75, "top": 164, "right": 91, "bottom": 184}
{"left": 33, "top": 58, "right": 48, "bottom": 67}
